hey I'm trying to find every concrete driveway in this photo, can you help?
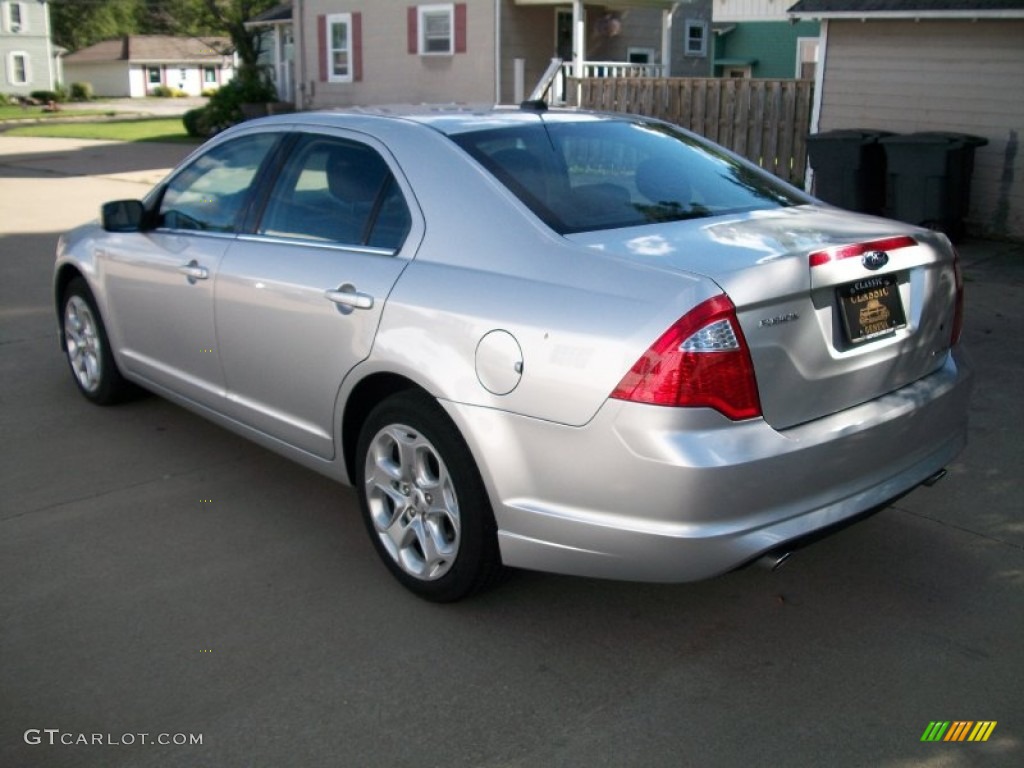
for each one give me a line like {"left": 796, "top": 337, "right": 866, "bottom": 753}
{"left": 1, "top": 137, "right": 1022, "bottom": 768}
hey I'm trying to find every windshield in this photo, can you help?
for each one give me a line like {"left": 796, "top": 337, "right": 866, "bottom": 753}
{"left": 451, "top": 118, "right": 808, "bottom": 234}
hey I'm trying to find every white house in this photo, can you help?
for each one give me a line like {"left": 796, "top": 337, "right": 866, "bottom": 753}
{"left": 2, "top": 0, "right": 61, "bottom": 96}
{"left": 62, "top": 35, "right": 236, "bottom": 98}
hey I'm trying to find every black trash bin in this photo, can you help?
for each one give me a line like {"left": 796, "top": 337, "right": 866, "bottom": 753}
{"left": 880, "top": 132, "right": 988, "bottom": 241}
{"left": 806, "top": 129, "right": 892, "bottom": 214}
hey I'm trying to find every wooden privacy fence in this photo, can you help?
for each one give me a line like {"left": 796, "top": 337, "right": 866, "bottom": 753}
{"left": 571, "top": 77, "right": 814, "bottom": 188}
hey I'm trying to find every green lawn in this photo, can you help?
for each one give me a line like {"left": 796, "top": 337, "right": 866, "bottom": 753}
{"left": 3, "top": 117, "right": 199, "bottom": 143}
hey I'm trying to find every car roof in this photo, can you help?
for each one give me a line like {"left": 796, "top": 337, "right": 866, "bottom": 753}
{"left": 243, "top": 105, "right": 627, "bottom": 137}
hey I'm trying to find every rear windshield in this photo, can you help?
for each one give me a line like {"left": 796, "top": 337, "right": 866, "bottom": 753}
{"left": 451, "top": 118, "right": 806, "bottom": 234}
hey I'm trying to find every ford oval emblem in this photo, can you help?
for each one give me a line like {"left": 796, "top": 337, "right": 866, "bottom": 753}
{"left": 863, "top": 250, "right": 889, "bottom": 271}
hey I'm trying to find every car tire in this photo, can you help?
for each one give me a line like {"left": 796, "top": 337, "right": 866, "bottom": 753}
{"left": 356, "top": 390, "right": 504, "bottom": 602}
{"left": 61, "top": 277, "right": 134, "bottom": 405}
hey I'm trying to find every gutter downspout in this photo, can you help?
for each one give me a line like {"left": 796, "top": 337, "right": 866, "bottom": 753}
{"left": 806, "top": 18, "right": 828, "bottom": 193}
{"left": 295, "top": 0, "right": 308, "bottom": 109}
{"left": 44, "top": 0, "right": 57, "bottom": 90}
{"left": 494, "top": 0, "right": 501, "bottom": 103}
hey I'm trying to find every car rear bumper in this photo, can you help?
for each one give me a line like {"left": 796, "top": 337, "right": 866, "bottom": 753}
{"left": 443, "top": 347, "right": 973, "bottom": 583}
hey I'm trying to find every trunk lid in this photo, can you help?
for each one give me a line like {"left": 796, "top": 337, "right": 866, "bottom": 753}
{"left": 567, "top": 206, "right": 960, "bottom": 429}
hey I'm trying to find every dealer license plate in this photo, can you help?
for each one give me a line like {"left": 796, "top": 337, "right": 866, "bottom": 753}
{"left": 837, "top": 275, "right": 907, "bottom": 344}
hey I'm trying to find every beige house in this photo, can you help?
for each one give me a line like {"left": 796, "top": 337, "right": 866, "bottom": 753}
{"left": 62, "top": 35, "right": 236, "bottom": 98}
{"left": 790, "top": 0, "right": 1024, "bottom": 240}
{"left": 294, "top": 1, "right": 711, "bottom": 109}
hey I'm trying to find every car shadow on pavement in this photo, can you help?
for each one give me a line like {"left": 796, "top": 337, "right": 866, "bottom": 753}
{"left": 0, "top": 139, "right": 196, "bottom": 180}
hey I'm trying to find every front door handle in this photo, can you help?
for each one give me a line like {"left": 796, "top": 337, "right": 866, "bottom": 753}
{"left": 325, "top": 286, "right": 374, "bottom": 310}
{"left": 177, "top": 260, "right": 209, "bottom": 283}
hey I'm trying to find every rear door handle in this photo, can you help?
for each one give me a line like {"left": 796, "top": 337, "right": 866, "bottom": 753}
{"left": 177, "top": 260, "right": 209, "bottom": 283}
{"left": 325, "top": 286, "right": 374, "bottom": 310}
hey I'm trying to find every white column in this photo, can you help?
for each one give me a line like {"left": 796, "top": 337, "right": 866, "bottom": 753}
{"left": 572, "top": 0, "right": 584, "bottom": 78}
{"left": 661, "top": 4, "right": 680, "bottom": 77}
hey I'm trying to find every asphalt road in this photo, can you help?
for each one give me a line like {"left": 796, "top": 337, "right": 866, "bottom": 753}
{"left": 1, "top": 137, "right": 1022, "bottom": 768}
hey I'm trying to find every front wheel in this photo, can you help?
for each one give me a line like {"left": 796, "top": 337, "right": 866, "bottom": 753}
{"left": 356, "top": 391, "right": 503, "bottom": 602}
{"left": 61, "top": 277, "right": 134, "bottom": 405}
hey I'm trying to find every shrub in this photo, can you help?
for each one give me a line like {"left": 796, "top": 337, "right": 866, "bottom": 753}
{"left": 201, "top": 87, "right": 218, "bottom": 97}
{"left": 182, "top": 107, "right": 206, "bottom": 138}
{"left": 151, "top": 85, "right": 174, "bottom": 98}
{"left": 30, "top": 89, "right": 60, "bottom": 103}
{"left": 70, "top": 82, "right": 93, "bottom": 101}
{"left": 0, "top": 92, "right": 11, "bottom": 106}
{"left": 196, "top": 72, "right": 278, "bottom": 134}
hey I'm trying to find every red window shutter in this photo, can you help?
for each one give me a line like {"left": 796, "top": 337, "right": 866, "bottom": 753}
{"left": 455, "top": 3, "right": 467, "bottom": 54}
{"left": 318, "top": 14, "right": 327, "bottom": 81}
{"left": 407, "top": 7, "right": 418, "bottom": 54}
{"left": 353, "top": 12, "right": 363, "bottom": 81}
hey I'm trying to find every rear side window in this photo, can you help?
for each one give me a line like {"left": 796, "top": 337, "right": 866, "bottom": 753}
{"left": 159, "top": 133, "right": 278, "bottom": 232}
{"left": 257, "top": 136, "right": 411, "bottom": 250}
{"left": 452, "top": 119, "right": 806, "bottom": 234}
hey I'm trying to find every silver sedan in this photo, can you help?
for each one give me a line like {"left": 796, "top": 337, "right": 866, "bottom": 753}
{"left": 54, "top": 106, "right": 973, "bottom": 601}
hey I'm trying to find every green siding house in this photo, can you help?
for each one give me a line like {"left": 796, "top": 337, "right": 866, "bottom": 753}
{"left": 710, "top": 0, "right": 819, "bottom": 79}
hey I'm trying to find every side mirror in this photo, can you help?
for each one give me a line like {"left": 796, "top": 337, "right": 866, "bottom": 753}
{"left": 101, "top": 200, "right": 146, "bottom": 232}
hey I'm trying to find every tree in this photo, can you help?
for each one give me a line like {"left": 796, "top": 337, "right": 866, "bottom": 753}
{"left": 195, "top": 1, "right": 280, "bottom": 81}
{"left": 50, "top": 0, "right": 145, "bottom": 52}
{"left": 51, "top": 0, "right": 278, "bottom": 71}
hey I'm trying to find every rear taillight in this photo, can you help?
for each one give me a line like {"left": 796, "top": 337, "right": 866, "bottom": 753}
{"left": 951, "top": 248, "right": 965, "bottom": 346}
{"left": 808, "top": 235, "right": 917, "bottom": 268}
{"left": 611, "top": 295, "right": 762, "bottom": 420}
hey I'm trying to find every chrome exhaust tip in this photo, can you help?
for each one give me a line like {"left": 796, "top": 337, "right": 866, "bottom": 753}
{"left": 923, "top": 468, "right": 948, "bottom": 487}
{"left": 757, "top": 551, "right": 793, "bottom": 572}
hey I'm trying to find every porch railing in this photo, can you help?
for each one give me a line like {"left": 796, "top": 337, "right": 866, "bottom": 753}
{"left": 530, "top": 58, "right": 666, "bottom": 106}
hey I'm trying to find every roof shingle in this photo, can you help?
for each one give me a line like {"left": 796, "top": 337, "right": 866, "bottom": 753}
{"left": 789, "top": 0, "right": 1024, "bottom": 15}
{"left": 63, "top": 36, "right": 233, "bottom": 64}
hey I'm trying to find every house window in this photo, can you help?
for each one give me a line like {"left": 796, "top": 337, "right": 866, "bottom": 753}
{"left": 204, "top": 67, "right": 216, "bottom": 84}
{"left": 147, "top": 67, "right": 161, "bottom": 85}
{"left": 408, "top": 4, "right": 465, "bottom": 56}
{"left": 327, "top": 13, "right": 353, "bottom": 82}
{"left": 8, "top": 51, "right": 29, "bottom": 85}
{"left": 685, "top": 20, "right": 707, "bottom": 57}
{"left": 420, "top": 5, "right": 453, "bottom": 55}
{"left": 627, "top": 47, "right": 655, "bottom": 65}
{"left": 7, "top": 2, "right": 27, "bottom": 33}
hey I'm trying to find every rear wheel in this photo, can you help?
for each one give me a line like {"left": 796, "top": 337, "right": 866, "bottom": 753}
{"left": 61, "top": 277, "right": 134, "bottom": 405}
{"left": 356, "top": 391, "right": 503, "bottom": 602}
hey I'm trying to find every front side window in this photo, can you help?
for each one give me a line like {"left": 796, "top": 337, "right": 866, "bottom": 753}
{"left": 419, "top": 4, "right": 453, "bottom": 55}
{"left": 328, "top": 13, "right": 352, "bottom": 82}
{"left": 8, "top": 52, "right": 28, "bottom": 85}
{"left": 147, "top": 66, "right": 161, "bottom": 85}
{"left": 158, "top": 133, "right": 279, "bottom": 233}
{"left": 204, "top": 66, "right": 216, "bottom": 84}
{"left": 258, "top": 136, "right": 411, "bottom": 250}
{"left": 452, "top": 119, "right": 805, "bottom": 235}
{"left": 685, "top": 20, "right": 707, "bottom": 57}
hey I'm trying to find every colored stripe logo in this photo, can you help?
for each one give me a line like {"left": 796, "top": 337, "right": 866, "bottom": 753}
{"left": 921, "top": 721, "right": 997, "bottom": 742}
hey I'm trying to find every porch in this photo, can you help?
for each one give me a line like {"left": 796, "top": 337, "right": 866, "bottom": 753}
{"left": 509, "top": 0, "right": 691, "bottom": 104}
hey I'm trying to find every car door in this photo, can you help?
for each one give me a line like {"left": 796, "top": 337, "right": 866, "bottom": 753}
{"left": 213, "top": 131, "right": 419, "bottom": 459}
{"left": 100, "top": 132, "right": 281, "bottom": 405}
